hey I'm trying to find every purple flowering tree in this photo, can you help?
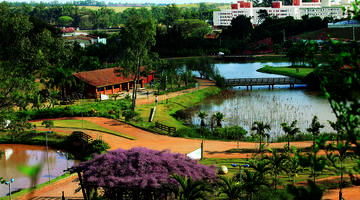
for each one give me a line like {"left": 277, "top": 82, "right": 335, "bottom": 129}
{"left": 74, "top": 147, "right": 216, "bottom": 189}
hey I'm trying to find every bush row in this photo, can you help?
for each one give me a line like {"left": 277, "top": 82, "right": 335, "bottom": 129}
{"left": 17, "top": 99, "right": 132, "bottom": 120}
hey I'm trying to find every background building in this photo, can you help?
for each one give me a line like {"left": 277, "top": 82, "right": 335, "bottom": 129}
{"left": 214, "top": 0, "right": 347, "bottom": 26}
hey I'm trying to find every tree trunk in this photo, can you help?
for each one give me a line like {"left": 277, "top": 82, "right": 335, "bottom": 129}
{"left": 288, "top": 136, "right": 290, "bottom": 151}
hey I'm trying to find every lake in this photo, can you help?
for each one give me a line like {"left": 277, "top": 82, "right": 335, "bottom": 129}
{"left": 0, "top": 144, "right": 76, "bottom": 197}
{"left": 190, "top": 62, "right": 335, "bottom": 138}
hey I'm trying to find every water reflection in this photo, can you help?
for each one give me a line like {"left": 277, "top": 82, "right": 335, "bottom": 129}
{"left": 0, "top": 144, "right": 76, "bottom": 197}
{"left": 191, "top": 62, "right": 335, "bottom": 137}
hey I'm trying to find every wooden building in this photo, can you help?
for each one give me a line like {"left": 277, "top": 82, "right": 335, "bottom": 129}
{"left": 73, "top": 67, "right": 155, "bottom": 99}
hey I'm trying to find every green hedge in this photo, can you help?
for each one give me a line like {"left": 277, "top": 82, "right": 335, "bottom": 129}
{"left": 17, "top": 99, "right": 132, "bottom": 120}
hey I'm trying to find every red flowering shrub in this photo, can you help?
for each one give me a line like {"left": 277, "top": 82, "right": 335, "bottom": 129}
{"left": 74, "top": 147, "right": 216, "bottom": 189}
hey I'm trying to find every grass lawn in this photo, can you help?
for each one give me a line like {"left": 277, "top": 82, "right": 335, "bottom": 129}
{"left": 135, "top": 86, "right": 220, "bottom": 131}
{"left": 32, "top": 119, "right": 135, "bottom": 140}
{"left": 257, "top": 66, "right": 314, "bottom": 79}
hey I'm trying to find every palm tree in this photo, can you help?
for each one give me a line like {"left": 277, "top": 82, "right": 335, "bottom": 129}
{"left": 281, "top": 120, "right": 300, "bottom": 151}
{"left": 216, "top": 175, "right": 242, "bottom": 200}
{"left": 251, "top": 121, "right": 271, "bottom": 152}
{"left": 168, "top": 174, "right": 213, "bottom": 200}
{"left": 241, "top": 168, "right": 270, "bottom": 199}
{"left": 326, "top": 142, "right": 354, "bottom": 200}
{"left": 264, "top": 150, "right": 287, "bottom": 190}
{"left": 213, "top": 112, "right": 225, "bottom": 128}
{"left": 306, "top": 116, "right": 324, "bottom": 147}
{"left": 198, "top": 111, "right": 207, "bottom": 128}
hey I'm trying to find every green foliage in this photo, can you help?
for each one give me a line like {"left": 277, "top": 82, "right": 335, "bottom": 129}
{"left": 116, "top": 12, "right": 156, "bottom": 111}
{"left": 306, "top": 115, "right": 325, "bottom": 147}
{"left": 122, "top": 110, "right": 141, "bottom": 123}
{"left": 154, "top": 83, "right": 196, "bottom": 95}
{"left": 286, "top": 180, "right": 323, "bottom": 200}
{"left": 41, "top": 120, "right": 54, "bottom": 130}
{"left": 251, "top": 121, "right": 271, "bottom": 152}
{"left": 281, "top": 120, "right": 300, "bottom": 150}
{"left": 173, "top": 126, "right": 247, "bottom": 141}
{"left": 297, "top": 136, "right": 328, "bottom": 182}
{"left": 58, "top": 15, "right": 73, "bottom": 26}
{"left": 264, "top": 150, "right": 287, "bottom": 189}
{"left": 88, "top": 140, "right": 110, "bottom": 155}
{"left": 216, "top": 175, "right": 242, "bottom": 200}
{"left": 18, "top": 99, "right": 132, "bottom": 120}
{"left": 168, "top": 174, "right": 213, "bottom": 200}
{"left": 213, "top": 112, "right": 224, "bottom": 128}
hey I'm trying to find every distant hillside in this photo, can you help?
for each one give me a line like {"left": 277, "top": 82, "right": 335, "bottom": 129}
{"left": 295, "top": 27, "right": 360, "bottom": 40}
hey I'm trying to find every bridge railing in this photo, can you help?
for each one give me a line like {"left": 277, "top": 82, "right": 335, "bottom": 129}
{"left": 224, "top": 77, "right": 304, "bottom": 86}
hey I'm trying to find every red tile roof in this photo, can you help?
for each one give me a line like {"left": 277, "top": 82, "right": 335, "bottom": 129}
{"left": 74, "top": 67, "right": 139, "bottom": 87}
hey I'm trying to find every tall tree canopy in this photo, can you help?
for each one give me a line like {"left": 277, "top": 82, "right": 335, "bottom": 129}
{"left": 116, "top": 13, "right": 157, "bottom": 111}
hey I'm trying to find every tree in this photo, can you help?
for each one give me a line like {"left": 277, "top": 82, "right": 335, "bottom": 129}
{"left": 281, "top": 120, "right": 300, "bottom": 151}
{"left": 264, "top": 150, "right": 287, "bottom": 189}
{"left": 257, "top": 9, "right": 269, "bottom": 25}
{"left": 216, "top": 175, "right": 242, "bottom": 200}
{"left": 73, "top": 147, "right": 216, "bottom": 193}
{"left": 298, "top": 136, "right": 327, "bottom": 183}
{"left": 241, "top": 163, "right": 271, "bottom": 199}
{"left": 213, "top": 112, "right": 225, "bottom": 128}
{"left": 41, "top": 120, "right": 54, "bottom": 133}
{"left": 198, "top": 111, "right": 207, "bottom": 128}
{"left": 168, "top": 174, "right": 213, "bottom": 200}
{"left": 116, "top": 13, "right": 156, "bottom": 111}
{"left": 251, "top": 121, "right": 271, "bottom": 152}
{"left": 305, "top": 40, "right": 320, "bottom": 68}
{"left": 326, "top": 142, "right": 354, "bottom": 199}
{"left": 228, "top": 15, "right": 253, "bottom": 40}
{"left": 58, "top": 15, "right": 73, "bottom": 26}
{"left": 283, "top": 147, "right": 303, "bottom": 185}
{"left": 306, "top": 116, "right": 324, "bottom": 147}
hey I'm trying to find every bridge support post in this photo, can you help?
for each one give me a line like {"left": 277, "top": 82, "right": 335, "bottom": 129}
{"left": 246, "top": 86, "right": 249, "bottom": 91}
{"left": 250, "top": 85, "right": 252, "bottom": 90}
{"left": 272, "top": 85, "right": 274, "bottom": 89}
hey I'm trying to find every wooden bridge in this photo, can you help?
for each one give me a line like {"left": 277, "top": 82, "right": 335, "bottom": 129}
{"left": 225, "top": 77, "right": 305, "bottom": 90}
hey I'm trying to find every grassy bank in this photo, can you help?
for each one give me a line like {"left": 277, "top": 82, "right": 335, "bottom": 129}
{"left": 135, "top": 86, "right": 220, "bottom": 131}
{"left": 257, "top": 66, "right": 313, "bottom": 79}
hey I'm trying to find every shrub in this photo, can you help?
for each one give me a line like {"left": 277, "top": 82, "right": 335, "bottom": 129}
{"left": 74, "top": 147, "right": 216, "bottom": 189}
{"left": 88, "top": 140, "right": 110, "bottom": 155}
{"left": 173, "top": 109, "right": 191, "bottom": 120}
{"left": 173, "top": 127, "right": 199, "bottom": 138}
{"left": 122, "top": 110, "right": 140, "bottom": 123}
{"left": 17, "top": 99, "right": 132, "bottom": 120}
{"left": 212, "top": 74, "right": 226, "bottom": 88}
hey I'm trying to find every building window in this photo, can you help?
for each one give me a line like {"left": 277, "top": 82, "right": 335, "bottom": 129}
{"left": 106, "top": 86, "right": 112, "bottom": 90}
{"left": 97, "top": 87, "right": 104, "bottom": 92}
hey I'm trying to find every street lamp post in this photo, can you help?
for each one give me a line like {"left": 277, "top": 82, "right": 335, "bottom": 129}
{"left": 231, "top": 163, "right": 249, "bottom": 183}
{"left": 5, "top": 178, "right": 15, "bottom": 200}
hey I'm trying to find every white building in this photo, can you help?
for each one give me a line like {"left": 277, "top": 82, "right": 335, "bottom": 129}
{"left": 213, "top": 0, "right": 347, "bottom": 26}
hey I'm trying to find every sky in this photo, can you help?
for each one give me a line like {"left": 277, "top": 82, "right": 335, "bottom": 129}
{"left": 3, "top": 0, "right": 234, "bottom": 4}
